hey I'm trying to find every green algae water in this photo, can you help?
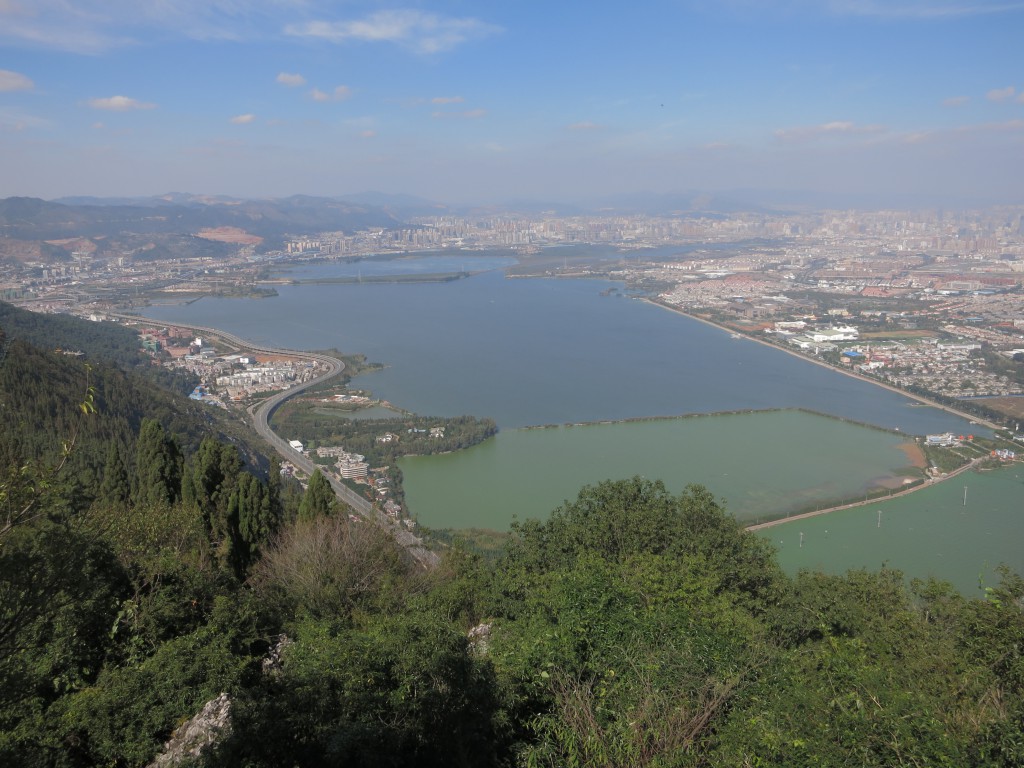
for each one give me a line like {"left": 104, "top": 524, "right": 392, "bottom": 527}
{"left": 141, "top": 255, "right": 1017, "bottom": 593}
{"left": 400, "top": 410, "right": 919, "bottom": 530}
{"left": 763, "top": 465, "right": 1024, "bottom": 595}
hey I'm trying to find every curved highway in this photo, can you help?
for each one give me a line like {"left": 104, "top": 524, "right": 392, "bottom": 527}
{"left": 109, "top": 312, "right": 439, "bottom": 568}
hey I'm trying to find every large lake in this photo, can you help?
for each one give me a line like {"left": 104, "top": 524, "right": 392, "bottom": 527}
{"left": 146, "top": 256, "right": 974, "bottom": 434}
{"left": 142, "top": 254, "right": 1021, "bottom": 589}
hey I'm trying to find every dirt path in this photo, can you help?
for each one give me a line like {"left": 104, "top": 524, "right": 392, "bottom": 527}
{"left": 745, "top": 456, "right": 984, "bottom": 532}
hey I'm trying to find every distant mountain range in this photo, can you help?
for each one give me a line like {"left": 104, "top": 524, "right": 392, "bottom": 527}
{"left": 0, "top": 194, "right": 404, "bottom": 242}
{"left": 11, "top": 189, "right": 755, "bottom": 247}
{"left": 4, "top": 190, "right": 1005, "bottom": 253}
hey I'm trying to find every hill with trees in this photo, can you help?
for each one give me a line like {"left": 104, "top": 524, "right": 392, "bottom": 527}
{"left": 2, "top": 309, "right": 1024, "bottom": 767}
{"left": 0, "top": 195, "right": 400, "bottom": 242}
{"left": 0, "top": 194, "right": 404, "bottom": 263}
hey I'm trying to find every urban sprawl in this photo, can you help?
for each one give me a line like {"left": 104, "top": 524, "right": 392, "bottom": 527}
{"left": 7, "top": 206, "right": 1024, "bottom": 430}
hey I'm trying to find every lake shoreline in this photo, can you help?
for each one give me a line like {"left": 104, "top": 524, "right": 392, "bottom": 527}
{"left": 136, "top": 266, "right": 997, "bottom": 541}
{"left": 402, "top": 407, "right": 932, "bottom": 531}
{"left": 643, "top": 298, "right": 1002, "bottom": 432}
{"left": 745, "top": 455, "right": 983, "bottom": 532}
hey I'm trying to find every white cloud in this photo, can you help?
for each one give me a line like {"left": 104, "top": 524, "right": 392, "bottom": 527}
{"left": 942, "top": 95, "right": 969, "bottom": 107}
{"left": 858, "top": 119, "right": 1024, "bottom": 146}
{"left": 87, "top": 95, "right": 156, "bottom": 111}
{"left": 775, "top": 120, "right": 886, "bottom": 142}
{"left": 987, "top": 86, "right": 1016, "bottom": 102}
{"left": 285, "top": 10, "right": 500, "bottom": 54}
{"left": 827, "top": 1, "right": 1024, "bottom": 18}
{"left": 276, "top": 72, "right": 306, "bottom": 87}
{"left": 431, "top": 96, "right": 464, "bottom": 104}
{"left": 0, "top": 107, "right": 49, "bottom": 131}
{"left": 230, "top": 113, "right": 256, "bottom": 124}
{"left": 695, "top": 1, "right": 1024, "bottom": 22}
{"left": 0, "top": 69, "right": 33, "bottom": 91}
{"left": 360, "top": 129, "right": 375, "bottom": 138}
{"left": 953, "top": 118, "right": 1024, "bottom": 134}
{"left": 310, "top": 85, "right": 352, "bottom": 102}
{"left": 432, "top": 108, "right": 487, "bottom": 119}
{"left": 0, "top": 0, "right": 305, "bottom": 52}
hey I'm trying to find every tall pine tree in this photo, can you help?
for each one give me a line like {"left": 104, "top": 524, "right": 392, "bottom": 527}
{"left": 297, "top": 470, "right": 338, "bottom": 521}
{"left": 132, "top": 419, "right": 182, "bottom": 508}
{"left": 98, "top": 440, "right": 131, "bottom": 507}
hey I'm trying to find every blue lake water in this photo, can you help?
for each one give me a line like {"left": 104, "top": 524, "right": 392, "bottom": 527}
{"left": 145, "top": 257, "right": 976, "bottom": 435}
{"left": 140, "top": 254, "right": 1017, "bottom": 590}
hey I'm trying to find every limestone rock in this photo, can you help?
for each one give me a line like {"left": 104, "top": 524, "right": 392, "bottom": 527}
{"left": 146, "top": 692, "right": 231, "bottom": 768}
{"left": 468, "top": 622, "right": 492, "bottom": 656}
{"left": 261, "top": 633, "right": 293, "bottom": 676}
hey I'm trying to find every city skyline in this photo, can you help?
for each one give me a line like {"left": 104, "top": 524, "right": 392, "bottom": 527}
{"left": 1, "top": 0, "right": 1023, "bottom": 205}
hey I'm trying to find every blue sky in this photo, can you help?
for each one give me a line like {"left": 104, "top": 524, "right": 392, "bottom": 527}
{"left": 1, "top": 0, "right": 1022, "bottom": 205}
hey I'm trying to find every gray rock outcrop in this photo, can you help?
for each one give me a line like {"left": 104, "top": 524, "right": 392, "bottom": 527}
{"left": 145, "top": 692, "right": 231, "bottom": 768}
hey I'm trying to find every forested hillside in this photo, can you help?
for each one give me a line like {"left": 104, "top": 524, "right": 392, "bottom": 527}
{"left": 0, "top": 302, "right": 196, "bottom": 395}
{"left": 2, "top": 311, "right": 1024, "bottom": 767}
{"left": 0, "top": 308, "right": 265, "bottom": 513}
{"left": 0, "top": 302, "right": 151, "bottom": 365}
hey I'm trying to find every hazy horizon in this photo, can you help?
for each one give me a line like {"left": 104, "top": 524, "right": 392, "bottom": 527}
{"left": 19, "top": 186, "right": 1024, "bottom": 213}
{"left": 2, "top": 1, "right": 1023, "bottom": 206}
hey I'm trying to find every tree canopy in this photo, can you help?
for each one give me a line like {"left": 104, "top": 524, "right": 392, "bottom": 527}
{"left": 4, "top": 311, "right": 1024, "bottom": 767}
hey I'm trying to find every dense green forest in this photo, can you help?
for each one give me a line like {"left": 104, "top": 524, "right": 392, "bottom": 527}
{"left": 0, "top": 303, "right": 149, "bottom": 366}
{"left": 0, "top": 302, "right": 198, "bottom": 396}
{"left": 3, "top": 308, "right": 1024, "bottom": 767}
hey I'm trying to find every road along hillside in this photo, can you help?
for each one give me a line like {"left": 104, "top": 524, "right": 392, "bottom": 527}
{"left": 110, "top": 312, "right": 439, "bottom": 568}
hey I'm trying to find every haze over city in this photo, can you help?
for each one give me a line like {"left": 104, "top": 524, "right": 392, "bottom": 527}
{"left": 2, "top": 0, "right": 1023, "bottom": 205}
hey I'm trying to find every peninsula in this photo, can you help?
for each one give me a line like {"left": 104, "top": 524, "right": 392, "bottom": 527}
{"left": 106, "top": 311, "right": 441, "bottom": 567}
